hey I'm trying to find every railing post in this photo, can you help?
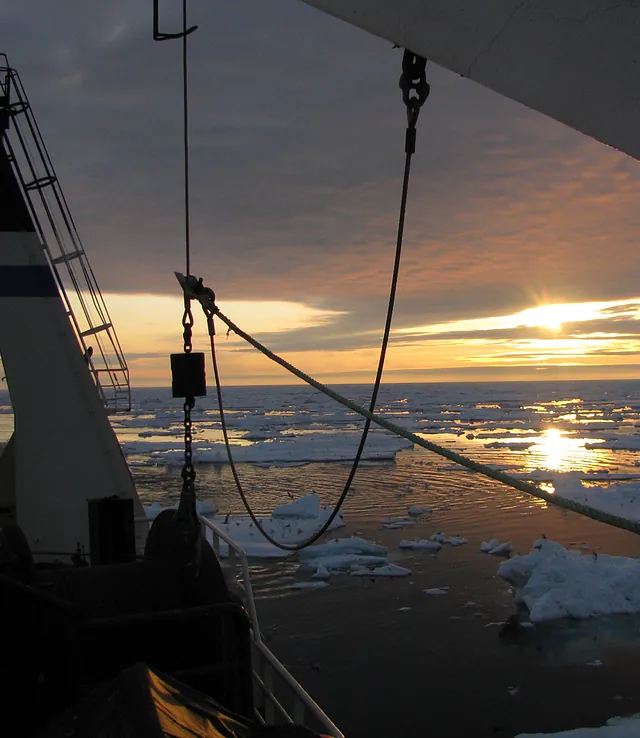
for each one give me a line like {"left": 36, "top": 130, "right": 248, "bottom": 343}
{"left": 293, "top": 697, "right": 305, "bottom": 725}
{"left": 264, "top": 662, "right": 276, "bottom": 725}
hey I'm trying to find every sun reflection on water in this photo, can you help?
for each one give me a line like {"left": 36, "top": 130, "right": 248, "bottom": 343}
{"left": 531, "top": 427, "right": 600, "bottom": 472}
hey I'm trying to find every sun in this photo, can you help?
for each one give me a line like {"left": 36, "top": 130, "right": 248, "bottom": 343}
{"left": 515, "top": 303, "right": 603, "bottom": 333}
{"left": 528, "top": 306, "right": 563, "bottom": 331}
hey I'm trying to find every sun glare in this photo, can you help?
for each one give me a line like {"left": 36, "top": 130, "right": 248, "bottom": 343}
{"left": 532, "top": 427, "right": 596, "bottom": 472}
{"left": 514, "top": 303, "right": 603, "bottom": 333}
{"left": 398, "top": 297, "right": 640, "bottom": 338}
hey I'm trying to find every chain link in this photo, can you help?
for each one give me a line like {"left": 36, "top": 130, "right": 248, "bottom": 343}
{"left": 181, "top": 293, "right": 196, "bottom": 504}
{"left": 182, "top": 297, "right": 194, "bottom": 354}
{"left": 181, "top": 395, "right": 196, "bottom": 499}
{"left": 399, "top": 50, "right": 429, "bottom": 129}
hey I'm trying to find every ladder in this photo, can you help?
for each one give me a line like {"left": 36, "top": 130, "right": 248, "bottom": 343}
{"left": 0, "top": 55, "right": 131, "bottom": 412}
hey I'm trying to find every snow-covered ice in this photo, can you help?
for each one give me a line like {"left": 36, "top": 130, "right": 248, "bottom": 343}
{"left": 516, "top": 715, "right": 640, "bottom": 738}
{"left": 127, "top": 431, "right": 413, "bottom": 467}
{"left": 551, "top": 475, "right": 640, "bottom": 523}
{"left": 444, "top": 535, "right": 468, "bottom": 547}
{"left": 286, "top": 581, "right": 330, "bottom": 590}
{"left": 351, "top": 563, "right": 411, "bottom": 577}
{"left": 586, "top": 435, "right": 640, "bottom": 451}
{"left": 380, "top": 518, "right": 418, "bottom": 529}
{"left": 312, "top": 563, "right": 331, "bottom": 579}
{"left": 408, "top": 505, "right": 431, "bottom": 516}
{"left": 272, "top": 493, "right": 324, "bottom": 519}
{"left": 298, "top": 536, "right": 386, "bottom": 561}
{"left": 481, "top": 538, "right": 513, "bottom": 556}
{"left": 204, "top": 494, "right": 345, "bottom": 558}
{"left": 498, "top": 538, "right": 640, "bottom": 622}
{"left": 399, "top": 539, "right": 442, "bottom": 552}
{"left": 429, "top": 532, "right": 468, "bottom": 546}
{"left": 297, "top": 536, "right": 402, "bottom": 576}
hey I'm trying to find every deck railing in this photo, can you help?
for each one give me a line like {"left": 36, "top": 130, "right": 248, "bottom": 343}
{"left": 199, "top": 515, "right": 343, "bottom": 738}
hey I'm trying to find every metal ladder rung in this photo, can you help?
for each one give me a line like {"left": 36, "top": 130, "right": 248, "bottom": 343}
{"left": 80, "top": 323, "right": 112, "bottom": 338}
{"left": 24, "top": 174, "right": 56, "bottom": 191}
{"left": 4, "top": 58, "right": 131, "bottom": 413}
{"left": 51, "top": 250, "right": 84, "bottom": 265}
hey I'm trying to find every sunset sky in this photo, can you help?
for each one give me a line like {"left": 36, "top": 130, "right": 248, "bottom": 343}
{"left": 3, "top": 1, "right": 640, "bottom": 386}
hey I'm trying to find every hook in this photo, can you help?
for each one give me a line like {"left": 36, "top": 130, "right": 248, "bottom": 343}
{"left": 153, "top": 0, "right": 197, "bottom": 41}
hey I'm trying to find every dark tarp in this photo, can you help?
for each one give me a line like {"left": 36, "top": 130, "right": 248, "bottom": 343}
{"left": 36, "top": 663, "right": 326, "bottom": 738}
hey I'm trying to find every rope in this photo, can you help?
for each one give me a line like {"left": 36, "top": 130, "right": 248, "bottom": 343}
{"left": 182, "top": 0, "right": 191, "bottom": 276}
{"left": 207, "top": 54, "right": 430, "bottom": 552}
{"left": 210, "top": 304, "right": 640, "bottom": 538}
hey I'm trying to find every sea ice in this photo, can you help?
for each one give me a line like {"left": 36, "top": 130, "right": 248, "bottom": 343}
{"left": 205, "top": 494, "right": 345, "bottom": 558}
{"left": 515, "top": 715, "right": 640, "bottom": 737}
{"left": 481, "top": 538, "right": 513, "bottom": 556}
{"left": 351, "top": 563, "right": 411, "bottom": 577}
{"left": 272, "top": 493, "right": 322, "bottom": 518}
{"left": 428, "top": 532, "right": 467, "bottom": 546}
{"left": 381, "top": 518, "right": 418, "bottom": 529}
{"left": 424, "top": 587, "right": 448, "bottom": 595}
{"left": 586, "top": 435, "right": 640, "bottom": 451}
{"left": 399, "top": 539, "right": 442, "bottom": 552}
{"left": 408, "top": 505, "right": 431, "bottom": 516}
{"left": 444, "top": 535, "right": 468, "bottom": 546}
{"left": 498, "top": 538, "right": 640, "bottom": 622}
{"left": 312, "top": 563, "right": 331, "bottom": 579}
{"left": 128, "top": 430, "right": 413, "bottom": 467}
{"left": 286, "top": 581, "right": 330, "bottom": 590}
{"left": 552, "top": 475, "right": 640, "bottom": 523}
{"left": 298, "top": 536, "right": 386, "bottom": 561}
{"left": 300, "top": 554, "right": 387, "bottom": 572}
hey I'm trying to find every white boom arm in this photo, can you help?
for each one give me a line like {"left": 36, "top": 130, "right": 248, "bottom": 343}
{"left": 301, "top": 0, "right": 640, "bottom": 161}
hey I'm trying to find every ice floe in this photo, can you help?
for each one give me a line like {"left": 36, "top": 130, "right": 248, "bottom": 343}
{"left": 407, "top": 505, "right": 432, "bottom": 516}
{"left": 380, "top": 518, "right": 418, "bottom": 529}
{"left": 515, "top": 715, "right": 640, "bottom": 738}
{"left": 286, "top": 581, "right": 330, "bottom": 590}
{"left": 552, "top": 475, "right": 640, "bottom": 523}
{"left": 399, "top": 539, "right": 442, "bottom": 552}
{"left": 498, "top": 538, "right": 640, "bottom": 622}
{"left": 204, "top": 494, "right": 345, "bottom": 558}
{"left": 400, "top": 532, "right": 467, "bottom": 551}
{"left": 125, "top": 431, "right": 413, "bottom": 467}
{"left": 481, "top": 538, "right": 513, "bottom": 556}
{"left": 586, "top": 435, "right": 640, "bottom": 451}
{"left": 351, "top": 563, "right": 411, "bottom": 577}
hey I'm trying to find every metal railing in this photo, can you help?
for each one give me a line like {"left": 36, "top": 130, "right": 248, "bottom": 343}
{"left": 200, "top": 515, "right": 344, "bottom": 738}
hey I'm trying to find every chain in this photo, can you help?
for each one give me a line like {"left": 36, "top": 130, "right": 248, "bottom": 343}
{"left": 181, "top": 292, "right": 196, "bottom": 503}
{"left": 182, "top": 296, "right": 194, "bottom": 354}
{"left": 181, "top": 394, "right": 196, "bottom": 500}
{"left": 399, "top": 50, "right": 429, "bottom": 153}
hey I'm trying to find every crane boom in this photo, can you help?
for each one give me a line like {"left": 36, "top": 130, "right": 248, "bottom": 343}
{"left": 301, "top": 0, "right": 640, "bottom": 161}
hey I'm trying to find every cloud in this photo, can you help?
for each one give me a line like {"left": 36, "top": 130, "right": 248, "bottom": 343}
{"left": 4, "top": 1, "right": 640, "bottom": 383}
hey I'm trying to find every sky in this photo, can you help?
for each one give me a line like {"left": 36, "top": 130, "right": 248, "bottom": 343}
{"left": 2, "top": 0, "right": 640, "bottom": 386}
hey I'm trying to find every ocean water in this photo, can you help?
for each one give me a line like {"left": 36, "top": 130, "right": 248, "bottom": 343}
{"left": 3, "top": 378, "right": 640, "bottom": 531}
{"left": 3, "top": 378, "right": 640, "bottom": 540}
{"left": 118, "top": 378, "right": 640, "bottom": 521}
{"left": 4, "top": 379, "right": 640, "bottom": 736}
